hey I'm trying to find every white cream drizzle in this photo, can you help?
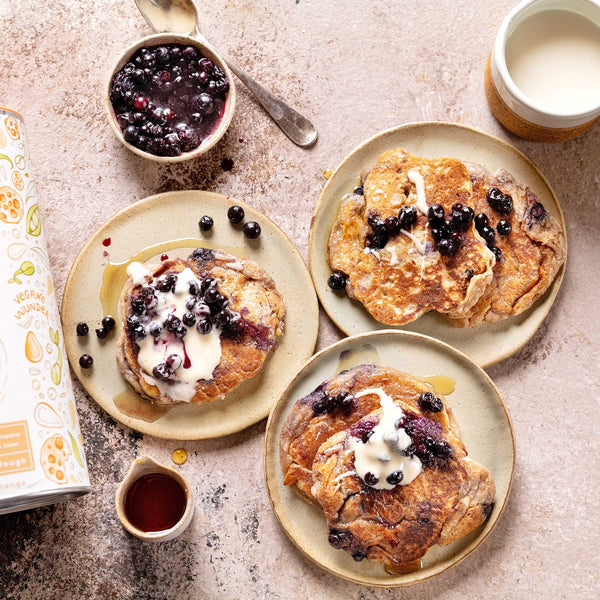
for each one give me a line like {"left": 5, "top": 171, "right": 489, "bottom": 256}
{"left": 127, "top": 261, "right": 152, "bottom": 285}
{"left": 133, "top": 266, "right": 222, "bottom": 403}
{"left": 350, "top": 388, "right": 422, "bottom": 490}
{"left": 399, "top": 228, "right": 427, "bottom": 255}
{"left": 407, "top": 170, "right": 429, "bottom": 215}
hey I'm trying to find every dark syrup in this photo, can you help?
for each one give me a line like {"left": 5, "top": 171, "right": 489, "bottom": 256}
{"left": 125, "top": 473, "right": 186, "bottom": 532}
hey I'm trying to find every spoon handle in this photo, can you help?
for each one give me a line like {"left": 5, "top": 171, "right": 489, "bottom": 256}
{"left": 223, "top": 58, "right": 318, "bottom": 148}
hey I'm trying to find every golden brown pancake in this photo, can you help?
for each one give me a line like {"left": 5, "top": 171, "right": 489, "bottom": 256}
{"left": 279, "top": 364, "right": 495, "bottom": 571}
{"left": 117, "top": 248, "right": 285, "bottom": 405}
{"left": 447, "top": 163, "right": 566, "bottom": 326}
{"left": 328, "top": 148, "right": 495, "bottom": 325}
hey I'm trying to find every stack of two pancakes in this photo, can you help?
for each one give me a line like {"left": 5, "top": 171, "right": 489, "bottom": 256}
{"left": 328, "top": 148, "right": 566, "bottom": 327}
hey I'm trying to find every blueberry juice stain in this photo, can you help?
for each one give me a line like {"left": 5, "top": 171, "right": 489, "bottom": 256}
{"left": 124, "top": 472, "right": 186, "bottom": 532}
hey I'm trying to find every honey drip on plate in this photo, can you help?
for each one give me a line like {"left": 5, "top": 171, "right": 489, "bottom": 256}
{"left": 335, "top": 344, "right": 381, "bottom": 374}
{"left": 113, "top": 390, "right": 169, "bottom": 423}
{"left": 422, "top": 375, "right": 455, "bottom": 395}
{"left": 171, "top": 448, "right": 188, "bottom": 465}
{"left": 100, "top": 237, "right": 247, "bottom": 319}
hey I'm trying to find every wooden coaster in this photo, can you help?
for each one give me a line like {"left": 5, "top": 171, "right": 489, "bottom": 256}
{"left": 484, "top": 55, "right": 599, "bottom": 142}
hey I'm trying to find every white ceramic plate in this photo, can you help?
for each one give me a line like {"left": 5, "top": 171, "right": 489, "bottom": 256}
{"left": 264, "top": 330, "right": 515, "bottom": 587}
{"left": 309, "top": 122, "right": 567, "bottom": 367}
{"left": 62, "top": 191, "right": 319, "bottom": 440}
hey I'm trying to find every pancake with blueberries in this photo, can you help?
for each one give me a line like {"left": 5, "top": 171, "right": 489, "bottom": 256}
{"left": 280, "top": 364, "right": 463, "bottom": 502}
{"left": 447, "top": 163, "right": 566, "bottom": 326}
{"left": 117, "top": 248, "right": 285, "bottom": 405}
{"left": 312, "top": 412, "right": 494, "bottom": 570}
{"left": 327, "top": 148, "right": 495, "bottom": 326}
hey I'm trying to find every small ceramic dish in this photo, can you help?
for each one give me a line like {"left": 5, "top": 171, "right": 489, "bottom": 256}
{"left": 105, "top": 32, "right": 236, "bottom": 163}
{"left": 264, "top": 330, "right": 516, "bottom": 587}
{"left": 309, "top": 122, "right": 567, "bottom": 368}
{"left": 116, "top": 455, "right": 194, "bottom": 541}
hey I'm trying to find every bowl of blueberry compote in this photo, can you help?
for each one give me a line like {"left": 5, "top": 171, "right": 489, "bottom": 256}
{"left": 106, "top": 33, "right": 235, "bottom": 162}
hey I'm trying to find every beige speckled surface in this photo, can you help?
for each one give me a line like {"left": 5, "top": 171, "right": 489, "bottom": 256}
{"left": 0, "top": 1, "right": 599, "bottom": 598}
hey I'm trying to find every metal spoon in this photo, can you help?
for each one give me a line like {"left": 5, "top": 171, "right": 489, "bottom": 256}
{"left": 133, "top": 0, "right": 318, "bottom": 147}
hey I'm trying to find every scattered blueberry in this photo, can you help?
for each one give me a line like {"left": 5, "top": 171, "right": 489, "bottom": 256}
{"left": 354, "top": 186, "right": 364, "bottom": 195}
{"left": 95, "top": 327, "right": 108, "bottom": 339}
{"left": 165, "top": 353, "right": 182, "bottom": 370}
{"left": 227, "top": 205, "right": 245, "bottom": 224}
{"left": 479, "top": 225, "right": 496, "bottom": 245}
{"left": 199, "top": 215, "right": 214, "bottom": 231}
{"left": 152, "top": 362, "right": 172, "bottom": 381}
{"left": 352, "top": 552, "right": 367, "bottom": 562}
{"left": 384, "top": 215, "right": 400, "bottom": 235}
{"left": 328, "top": 270, "right": 347, "bottom": 290}
{"left": 102, "top": 316, "right": 116, "bottom": 331}
{"left": 148, "top": 322, "right": 162, "bottom": 338}
{"left": 131, "top": 324, "right": 147, "bottom": 340}
{"left": 174, "top": 324, "right": 188, "bottom": 339}
{"left": 79, "top": 354, "right": 93, "bottom": 369}
{"left": 182, "top": 311, "right": 196, "bottom": 327}
{"left": 76, "top": 322, "right": 89, "bottom": 336}
{"left": 475, "top": 212, "right": 489, "bottom": 229}
{"left": 243, "top": 221, "right": 261, "bottom": 239}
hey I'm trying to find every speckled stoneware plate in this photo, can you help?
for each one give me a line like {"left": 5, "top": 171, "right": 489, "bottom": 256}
{"left": 62, "top": 191, "right": 319, "bottom": 440}
{"left": 309, "top": 122, "right": 567, "bottom": 367}
{"left": 264, "top": 330, "right": 515, "bottom": 587}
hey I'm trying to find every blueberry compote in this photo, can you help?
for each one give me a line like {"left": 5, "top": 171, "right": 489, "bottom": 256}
{"left": 110, "top": 44, "right": 229, "bottom": 157}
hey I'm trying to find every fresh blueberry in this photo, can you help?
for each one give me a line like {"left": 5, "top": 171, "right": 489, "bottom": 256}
{"left": 148, "top": 322, "right": 162, "bottom": 338}
{"left": 102, "top": 316, "right": 116, "bottom": 331}
{"left": 475, "top": 212, "right": 489, "bottom": 230}
{"left": 243, "top": 221, "right": 261, "bottom": 239}
{"left": 437, "top": 237, "right": 459, "bottom": 256}
{"left": 328, "top": 270, "right": 347, "bottom": 290}
{"left": 174, "top": 324, "right": 188, "bottom": 339}
{"left": 182, "top": 311, "right": 196, "bottom": 327}
{"left": 227, "top": 205, "right": 245, "bottom": 224}
{"left": 490, "top": 245, "right": 503, "bottom": 261}
{"left": 497, "top": 220, "right": 512, "bottom": 235}
{"left": 479, "top": 225, "right": 496, "bottom": 245}
{"left": 199, "top": 215, "right": 214, "bottom": 231}
{"left": 353, "top": 186, "right": 364, "bottom": 195}
{"left": 428, "top": 204, "right": 445, "bottom": 224}
{"left": 384, "top": 215, "right": 400, "bottom": 235}
{"left": 76, "top": 322, "right": 89, "bottom": 336}
{"left": 196, "top": 318, "right": 212, "bottom": 334}
{"left": 152, "top": 363, "right": 172, "bottom": 381}
{"left": 363, "top": 472, "right": 379, "bottom": 487}
{"left": 95, "top": 327, "right": 109, "bottom": 339}
{"left": 79, "top": 354, "right": 93, "bottom": 369}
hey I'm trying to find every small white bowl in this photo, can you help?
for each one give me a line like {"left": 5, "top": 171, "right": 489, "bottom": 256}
{"left": 486, "top": 0, "right": 600, "bottom": 141}
{"left": 105, "top": 33, "right": 236, "bottom": 162}
{"left": 115, "top": 455, "right": 194, "bottom": 542}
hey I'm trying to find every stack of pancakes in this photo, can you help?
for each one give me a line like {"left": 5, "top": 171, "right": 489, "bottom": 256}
{"left": 328, "top": 148, "right": 566, "bottom": 327}
{"left": 280, "top": 364, "right": 495, "bottom": 571}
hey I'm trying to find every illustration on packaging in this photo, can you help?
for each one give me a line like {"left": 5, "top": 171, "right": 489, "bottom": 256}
{"left": 0, "top": 109, "right": 90, "bottom": 501}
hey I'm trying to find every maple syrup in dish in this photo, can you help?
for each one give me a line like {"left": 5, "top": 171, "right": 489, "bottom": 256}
{"left": 124, "top": 472, "right": 187, "bottom": 532}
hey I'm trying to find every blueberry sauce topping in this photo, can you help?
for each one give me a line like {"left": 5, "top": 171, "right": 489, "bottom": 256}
{"left": 312, "top": 391, "right": 356, "bottom": 416}
{"left": 76, "top": 322, "right": 89, "bottom": 336}
{"left": 79, "top": 354, "right": 93, "bottom": 369}
{"left": 398, "top": 205, "right": 418, "bottom": 229}
{"left": 110, "top": 44, "right": 229, "bottom": 157}
{"left": 102, "top": 315, "right": 116, "bottom": 331}
{"left": 328, "top": 529, "right": 354, "bottom": 550}
{"left": 529, "top": 201, "right": 547, "bottom": 223}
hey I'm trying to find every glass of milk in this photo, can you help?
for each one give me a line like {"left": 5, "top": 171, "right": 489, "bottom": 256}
{"left": 486, "top": 0, "right": 600, "bottom": 141}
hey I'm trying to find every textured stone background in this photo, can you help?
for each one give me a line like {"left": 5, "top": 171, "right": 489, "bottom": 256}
{"left": 1, "top": 0, "right": 599, "bottom": 598}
